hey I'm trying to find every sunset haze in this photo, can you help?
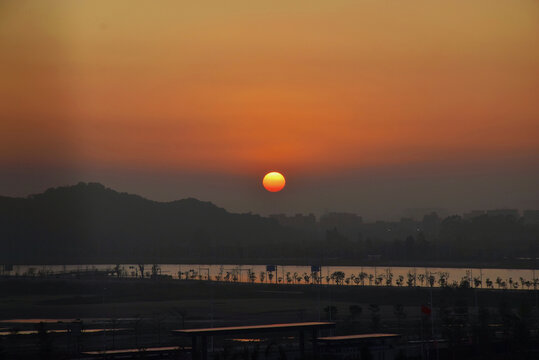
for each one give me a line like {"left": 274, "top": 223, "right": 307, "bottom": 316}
{"left": 1, "top": 0, "right": 538, "bottom": 218}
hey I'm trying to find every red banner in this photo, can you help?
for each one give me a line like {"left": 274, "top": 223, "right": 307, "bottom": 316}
{"left": 421, "top": 305, "right": 432, "bottom": 315}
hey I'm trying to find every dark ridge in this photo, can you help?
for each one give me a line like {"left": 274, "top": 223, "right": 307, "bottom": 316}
{"left": 1, "top": 182, "right": 537, "bottom": 267}
{"left": 0, "top": 182, "right": 306, "bottom": 264}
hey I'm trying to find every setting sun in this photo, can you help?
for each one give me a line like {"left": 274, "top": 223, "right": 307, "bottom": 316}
{"left": 262, "top": 172, "right": 286, "bottom": 192}
{"left": 1, "top": 2, "right": 538, "bottom": 357}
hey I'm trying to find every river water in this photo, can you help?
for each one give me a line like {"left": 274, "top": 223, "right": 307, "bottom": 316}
{"left": 3, "top": 264, "right": 537, "bottom": 290}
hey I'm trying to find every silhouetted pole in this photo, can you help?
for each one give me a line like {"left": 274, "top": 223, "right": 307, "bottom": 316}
{"left": 430, "top": 286, "right": 434, "bottom": 338}
{"left": 299, "top": 330, "right": 305, "bottom": 359}
{"left": 328, "top": 266, "right": 332, "bottom": 321}
{"left": 192, "top": 336, "right": 198, "bottom": 360}
{"left": 318, "top": 254, "right": 324, "bottom": 322}
{"left": 318, "top": 269, "right": 321, "bottom": 321}
{"left": 312, "top": 328, "right": 319, "bottom": 360}
{"left": 534, "top": 267, "right": 538, "bottom": 308}
{"left": 533, "top": 250, "right": 538, "bottom": 309}
{"left": 102, "top": 286, "right": 106, "bottom": 353}
{"left": 201, "top": 336, "right": 207, "bottom": 360}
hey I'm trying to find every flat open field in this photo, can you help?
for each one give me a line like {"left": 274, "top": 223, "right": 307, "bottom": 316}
{"left": 0, "top": 277, "right": 537, "bottom": 359}
{"left": 1, "top": 277, "right": 536, "bottom": 320}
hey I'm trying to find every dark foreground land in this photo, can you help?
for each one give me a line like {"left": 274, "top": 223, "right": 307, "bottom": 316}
{"left": 0, "top": 277, "right": 538, "bottom": 359}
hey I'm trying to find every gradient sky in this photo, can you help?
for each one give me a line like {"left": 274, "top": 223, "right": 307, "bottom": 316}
{"left": 1, "top": 1, "right": 538, "bottom": 219}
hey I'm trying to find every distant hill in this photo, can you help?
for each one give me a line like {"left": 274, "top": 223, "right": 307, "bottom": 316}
{"left": 1, "top": 183, "right": 537, "bottom": 266}
{"left": 0, "top": 182, "right": 308, "bottom": 264}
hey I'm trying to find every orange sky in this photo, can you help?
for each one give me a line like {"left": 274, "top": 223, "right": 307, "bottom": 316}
{"left": 1, "top": 1, "right": 538, "bottom": 216}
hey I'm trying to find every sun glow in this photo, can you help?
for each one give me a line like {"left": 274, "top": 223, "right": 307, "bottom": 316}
{"left": 263, "top": 172, "right": 286, "bottom": 192}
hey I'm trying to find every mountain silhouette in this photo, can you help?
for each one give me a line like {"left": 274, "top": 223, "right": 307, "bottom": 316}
{"left": 2, "top": 183, "right": 536, "bottom": 265}
{"left": 0, "top": 182, "right": 306, "bottom": 264}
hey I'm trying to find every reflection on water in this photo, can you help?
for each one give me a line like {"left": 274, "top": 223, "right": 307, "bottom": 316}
{"left": 2, "top": 264, "right": 537, "bottom": 290}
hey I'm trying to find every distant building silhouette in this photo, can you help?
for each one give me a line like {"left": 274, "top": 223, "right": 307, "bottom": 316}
{"left": 463, "top": 209, "right": 520, "bottom": 219}
{"left": 486, "top": 209, "right": 519, "bottom": 218}
{"left": 463, "top": 210, "right": 486, "bottom": 220}
{"left": 319, "top": 212, "right": 362, "bottom": 230}
{"left": 402, "top": 208, "right": 448, "bottom": 221}
{"left": 421, "top": 212, "right": 440, "bottom": 237}
{"left": 269, "top": 213, "right": 317, "bottom": 232}
{"left": 523, "top": 210, "right": 539, "bottom": 224}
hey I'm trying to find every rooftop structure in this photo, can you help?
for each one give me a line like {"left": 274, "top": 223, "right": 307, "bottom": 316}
{"left": 317, "top": 333, "right": 402, "bottom": 360}
{"left": 317, "top": 333, "right": 400, "bottom": 342}
{"left": 173, "top": 322, "right": 335, "bottom": 360}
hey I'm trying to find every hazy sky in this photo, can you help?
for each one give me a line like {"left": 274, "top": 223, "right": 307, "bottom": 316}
{"left": 1, "top": 1, "right": 538, "bottom": 219}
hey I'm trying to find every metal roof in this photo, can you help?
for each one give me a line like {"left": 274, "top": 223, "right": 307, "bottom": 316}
{"left": 173, "top": 322, "right": 335, "bottom": 336}
{"left": 318, "top": 333, "right": 400, "bottom": 342}
{"left": 82, "top": 346, "right": 183, "bottom": 355}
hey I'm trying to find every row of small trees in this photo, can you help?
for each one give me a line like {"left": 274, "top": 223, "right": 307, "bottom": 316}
{"left": 13, "top": 264, "right": 537, "bottom": 290}
{"left": 174, "top": 267, "right": 539, "bottom": 290}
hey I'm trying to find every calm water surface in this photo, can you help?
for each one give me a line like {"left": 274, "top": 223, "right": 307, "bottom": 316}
{"left": 3, "top": 264, "right": 537, "bottom": 290}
